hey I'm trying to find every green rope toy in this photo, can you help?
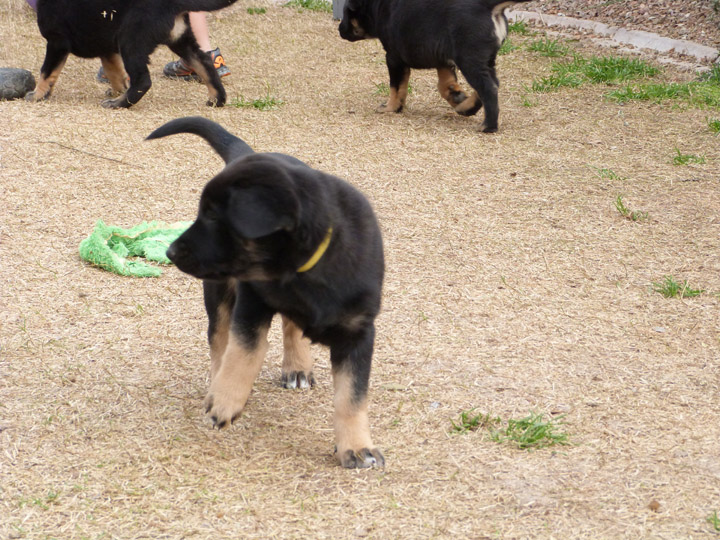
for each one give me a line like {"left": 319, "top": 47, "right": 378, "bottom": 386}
{"left": 79, "top": 220, "right": 191, "bottom": 277}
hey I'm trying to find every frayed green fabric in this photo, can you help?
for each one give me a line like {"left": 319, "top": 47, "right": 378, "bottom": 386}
{"left": 79, "top": 220, "right": 191, "bottom": 277}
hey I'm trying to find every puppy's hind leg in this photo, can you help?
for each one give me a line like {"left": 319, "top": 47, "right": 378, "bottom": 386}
{"left": 457, "top": 53, "right": 501, "bottom": 132}
{"left": 25, "top": 43, "right": 69, "bottom": 102}
{"left": 280, "top": 316, "right": 315, "bottom": 389}
{"left": 330, "top": 326, "right": 384, "bottom": 469}
{"left": 377, "top": 56, "right": 409, "bottom": 113}
{"left": 101, "top": 52, "right": 152, "bottom": 108}
{"left": 436, "top": 66, "right": 469, "bottom": 108}
{"left": 168, "top": 26, "right": 226, "bottom": 107}
{"left": 100, "top": 54, "right": 129, "bottom": 96}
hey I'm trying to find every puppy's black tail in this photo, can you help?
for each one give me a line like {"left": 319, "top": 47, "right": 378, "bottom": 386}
{"left": 146, "top": 117, "right": 254, "bottom": 164}
{"left": 171, "top": 0, "right": 238, "bottom": 14}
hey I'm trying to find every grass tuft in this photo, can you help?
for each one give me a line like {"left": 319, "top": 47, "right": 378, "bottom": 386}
{"left": 652, "top": 276, "right": 704, "bottom": 298}
{"left": 527, "top": 37, "right": 570, "bottom": 57}
{"left": 672, "top": 148, "right": 706, "bottom": 166}
{"left": 708, "top": 117, "right": 720, "bottom": 134}
{"left": 450, "top": 409, "right": 500, "bottom": 434}
{"left": 452, "top": 410, "right": 570, "bottom": 450}
{"left": 491, "top": 413, "right": 570, "bottom": 450}
{"left": 591, "top": 165, "right": 625, "bottom": 181}
{"left": 229, "top": 88, "right": 284, "bottom": 110}
{"left": 614, "top": 195, "right": 648, "bottom": 222}
{"left": 532, "top": 55, "right": 660, "bottom": 92}
{"left": 708, "top": 511, "right": 720, "bottom": 532}
{"left": 283, "top": 0, "right": 332, "bottom": 12}
{"left": 247, "top": 6, "right": 267, "bottom": 14}
{"left": 498, "top": 37, "right": 519, "bottom": 56}
{"left": 508, "top": 20, "right": 531, "bottom": 35}
{"left": 608, "top": 79, "right": 720, "bottom": 108}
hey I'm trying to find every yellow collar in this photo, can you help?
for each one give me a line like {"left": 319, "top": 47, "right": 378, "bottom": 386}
{"left": 297, "top": 227, "right": 333, "bottom": 273}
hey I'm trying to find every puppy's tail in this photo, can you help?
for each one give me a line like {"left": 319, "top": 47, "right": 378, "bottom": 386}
{"left": 146, "top": 116, "right": 254, "bottom": 164}
{"left": 171, "top": 0, "right": 238, "bottom": 14}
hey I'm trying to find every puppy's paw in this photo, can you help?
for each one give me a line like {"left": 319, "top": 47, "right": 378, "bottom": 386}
{"left": 481, "top": 124, "right": 498, "bottom": 134}
{"left": 206, "top": 97, "right": 225, "bottom": 108}
{"left": 104, "top": 88, "right": 122, "bottom": 97}
{"left": 204, "top": 390, "right": 246, "bottom": 429}
{"left": 24, "top": 90, "right": 43, "bottom": 102}
{"left": 337, "top": 447, "right": 385, "bottom": 469}
{"left": 281, "top": 370, "right": 315, "bottom": 390}
{"left": 101, "top": 97, "right": 123, "bottom": 109}
{"left": 376, "top": 102, "right": 402, "bottom": 113}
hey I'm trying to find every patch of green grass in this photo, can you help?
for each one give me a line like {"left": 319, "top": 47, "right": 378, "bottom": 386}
{"left": 699, "top": 64, "right": 720, "bottom": 84}
{"left": 708, "top": 117, "right": 720, "bottom": 134}
{"left": 491, "top": 413, "right": 569, "bottom": 450}
{"left": 508, "top": 20, "right": 530, "bottom": 35}
{"left": 530, "top": 71, "right": 584, "bottom": 93}
{"left": 451, "top": 410, "right": 570, "bottom": 450}
{"left": 521, "top": 95, "right": 536, "bottom": 107}
{"left": 283, "top": 0, "right": 332, "bottom": 12}
{"left": 527, "top": 37, "right": 570, "bottom": 57}
{"left": 672, "top": 148, "right": 706, "bottom": 166}
{"left": 498, "top": 37, "right": 518, "bottom": 56}
{"left": 532, "top": 55, "right": 660, "bottom": 92}
{"left": 708, "top": 510, "right": 720, "bottom": 532}
{"left": 652, "top": 276, "right": 704, "bottom": 298}
{"left": 614, "top": 195, "right": 648, "bottom": 222}
{"left": 450, "top": 409, "right": 500, "bottom": 434}
{"left": 246, "top": 6, "right": 266, "bottom": 14}
{"left": 229, "top": 89, "right": 284, "bottom": 111}
{"left": 608, "top": 80, "right": 720, "bottom": 109}
{"left": 590, "top": 165, "right": 625, "bottom": 181}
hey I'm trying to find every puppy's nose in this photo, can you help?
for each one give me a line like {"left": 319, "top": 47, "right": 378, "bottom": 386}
{"left": 166, "top": 243, "right": 178, "bottom": 262}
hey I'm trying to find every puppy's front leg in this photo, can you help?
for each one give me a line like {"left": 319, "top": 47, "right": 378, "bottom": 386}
{"left": 331, "top": 327, "right": 384, "bottom": 468}
{"left": 377, "top": 56, "right": 410, "bottom": 113}
{"left": 25, "top": 44, "right": 68, "bottom": 102}
{"left": 204, "top": 323, "right": 270, "bottom": 428}
{"left": 280, "top": 316, "right": 315, "bottom": 389}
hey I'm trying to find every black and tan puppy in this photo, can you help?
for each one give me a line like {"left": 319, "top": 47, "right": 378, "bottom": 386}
{"left": 26, "top": 0, "right": 236, "bottom": 108}
{"left": 147, "top": 117, "right": 385, "bottom": 469}
{"left": 339, "top": 0, "right": 532, "bottom": 132}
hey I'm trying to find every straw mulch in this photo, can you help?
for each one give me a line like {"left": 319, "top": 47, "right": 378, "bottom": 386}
{"left": 1, "top": 0, "right": 719, "bottom": 538}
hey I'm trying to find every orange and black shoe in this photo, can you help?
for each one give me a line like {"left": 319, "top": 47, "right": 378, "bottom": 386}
{"left": 163, "top": 48, "right": 230, "bottom": 81}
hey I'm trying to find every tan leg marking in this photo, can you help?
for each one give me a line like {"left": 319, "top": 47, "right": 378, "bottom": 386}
{"left": 209, "top": 302, "right": 232, "bottom": 382}
{"left": 280, "top": 316, "right": 314, "bottom": 389}
{"left": 333, "top": 365, "right": 383, "bottom": 468}
{"left": 26, "top": 56, "right": 68, "bottom": 101}
{"left": 204, "top": 326, "right": 269, "bottom": 428}
{"left": 101, "top": 54, "right": 128, "bottom": 95}
{"left": 377, "top": 69, "right": 410, "bottom": 113}
{"left": 186, "top": 58, "right": 219, "bottom": 102}
{"left": 454, "top": 90, "right": 482, "bottom": 115}
{"left": 437, "top": 67, "right": 468, "bottom": 106}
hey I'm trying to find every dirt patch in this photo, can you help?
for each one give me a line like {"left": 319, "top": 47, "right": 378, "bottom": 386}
{"left": 2, "top": 0, "right": 720, "bottom": 538}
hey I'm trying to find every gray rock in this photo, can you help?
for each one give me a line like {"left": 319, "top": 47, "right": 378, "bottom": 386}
{"left": 0, "top": 68, "right": 36, "bottom": 100}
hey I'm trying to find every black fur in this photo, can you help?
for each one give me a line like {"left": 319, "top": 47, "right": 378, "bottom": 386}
{"left": 147, "top": 117, "right": 385, "bottom": 468}
{"left": 27, "top": 0, "right": 236, "bottom": 108}
{"left": 339, "top": 0, "right": 532, "bottom": 132}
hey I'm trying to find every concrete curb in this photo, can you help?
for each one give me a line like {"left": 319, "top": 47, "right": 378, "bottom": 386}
{"left": 508, "top": 10, "right": 720, "bottom": 64}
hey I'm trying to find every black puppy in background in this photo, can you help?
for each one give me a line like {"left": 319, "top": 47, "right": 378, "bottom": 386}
{"left": 147, "top": 117, "right": 385, "bottom": 469}
{"left": 27, "top": 0, "right": 236, "bottom": 108}
{"left": 339, "top": 0, "right": 532, "bottom": 132}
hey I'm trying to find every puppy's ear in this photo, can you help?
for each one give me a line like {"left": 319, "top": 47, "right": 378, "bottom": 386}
{"left": 227, "top": 186, "right": 297, "bottom": 239}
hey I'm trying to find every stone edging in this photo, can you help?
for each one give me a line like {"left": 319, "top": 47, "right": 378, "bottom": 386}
{"left": 508, "top": 10, "right": 720, "bottom": 64}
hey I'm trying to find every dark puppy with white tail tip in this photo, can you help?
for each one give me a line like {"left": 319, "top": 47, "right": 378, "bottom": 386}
{"left": 339, "top": 0, "right": 532, "bottom": 132}
{"left": 147, "top": 117, "right": 385, "bottom": 469}
{"left": 27, "top": 0, "right": 236, "bottom": 108}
